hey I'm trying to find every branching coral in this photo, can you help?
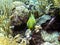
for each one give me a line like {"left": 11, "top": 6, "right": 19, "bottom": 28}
{"left": 0, "top": 0, "right": 13, "bottom": 37}
{"left": 0, "top": 34, "right": 28, "bottom": 45}
{"left": 0, "top": 0, "right": 13, "bottom": 16}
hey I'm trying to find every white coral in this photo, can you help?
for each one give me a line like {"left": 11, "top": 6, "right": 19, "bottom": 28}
{"left": 41, "top": 30, "right": 59, "bottom": 42}
{"left": 12, "top": 1, "right": 29, "bottom": 16}
{"left": 12, "top": 1, "right": 25, "bottom": 8}
{"left": 41, "top": 42, "right": 54, "bottom": 45}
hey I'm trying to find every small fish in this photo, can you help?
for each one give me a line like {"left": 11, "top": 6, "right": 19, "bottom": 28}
{"left": 27, "top": 14, "right": 36, "bottom": 29}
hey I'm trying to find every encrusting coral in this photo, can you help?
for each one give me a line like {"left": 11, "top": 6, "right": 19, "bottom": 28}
{"left": 10, "top": 1, "right": 29, "bottom": 26}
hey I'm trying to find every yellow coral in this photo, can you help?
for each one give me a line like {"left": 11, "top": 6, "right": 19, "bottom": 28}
{"left": 54, "top": 0, "right": 60, "bottom": 7}
{"left": 0, "top": 37, "right": 17, "bottom": 45}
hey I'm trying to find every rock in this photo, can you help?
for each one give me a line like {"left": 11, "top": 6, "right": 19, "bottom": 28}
{"left": 10, "top": 1, "right": 29, "bottom": 26}
{"left": 36, "top": 15, "right": 51, "bottom": 25}
{"left": 25, "top": 29, "right": 32, "bottom": 39}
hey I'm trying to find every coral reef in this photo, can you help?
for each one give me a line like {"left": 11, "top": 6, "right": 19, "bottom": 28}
{"left": 0, "top": 0, "right": 60, "bottom": 45}
{"left": 41, "top": 30, "right": 60, "bottom": 45}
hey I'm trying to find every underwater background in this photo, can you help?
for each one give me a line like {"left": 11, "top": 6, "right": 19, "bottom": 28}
{"left": 0, "top": 0, "right": 60, "bottom": 45}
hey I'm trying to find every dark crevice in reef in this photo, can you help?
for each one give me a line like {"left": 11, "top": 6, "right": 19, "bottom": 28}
{"left": 29, "top": 31, "right": 44, "bottom": 45}
{"left": 12, "top": 23, "right": 27, "bottom": 36}
{"left": 41, "top": 8, "right": 60, "bottom": 33}
{"left": 42, "top": 14, "right": 60, "bottom": 33}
